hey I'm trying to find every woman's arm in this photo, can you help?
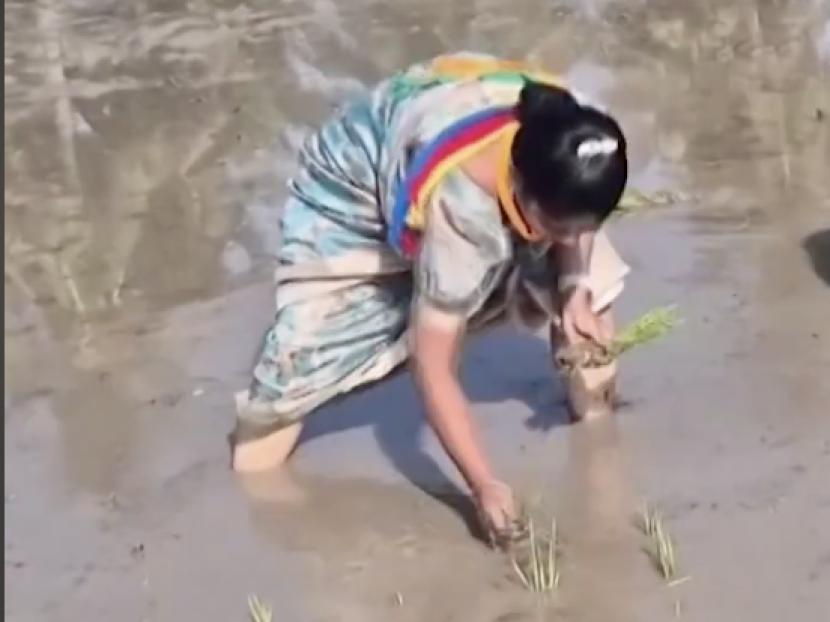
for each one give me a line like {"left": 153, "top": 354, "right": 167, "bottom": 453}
{"left": 407, "top": 169, "right": 521, "bottom": 538}
{"left": 554, "top": 230, "right": 613, "bottom": 345}
{"left": 556, "top": 230, "right": 595, "bottom": 282}
{"left": 411, "top": 306, "right": 493, "bottom": 491}
{"left": 410, "top": 305, "right": 516, "bottom": 535}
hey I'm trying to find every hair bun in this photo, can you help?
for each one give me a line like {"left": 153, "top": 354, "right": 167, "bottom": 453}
{"left": 516, "top": 81, "right": 578, "bottom": 123}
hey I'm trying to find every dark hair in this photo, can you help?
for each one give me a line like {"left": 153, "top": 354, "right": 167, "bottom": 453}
{"left": 512, "top": 81, "right": 627, "bottom": 225}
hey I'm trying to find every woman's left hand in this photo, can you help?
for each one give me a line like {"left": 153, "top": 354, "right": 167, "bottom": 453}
{"left": 560, "top": 285, "right": 612, "bottom": 347}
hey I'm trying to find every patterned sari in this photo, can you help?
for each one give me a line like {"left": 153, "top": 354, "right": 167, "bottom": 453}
{"left": 235, "top": 53, "right": 629, "bottom": 437}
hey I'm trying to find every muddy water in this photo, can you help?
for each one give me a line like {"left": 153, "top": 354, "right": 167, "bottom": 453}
{"left": 5, "top": 0, "right": 830, "bottom": 620}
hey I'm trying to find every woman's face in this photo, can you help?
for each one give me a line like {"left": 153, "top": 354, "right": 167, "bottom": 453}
{"left": 523, "top": 198, "right": 597, "bottom": 246}
{"left": 513, "top": 173, "right": 597, "bottom": 245}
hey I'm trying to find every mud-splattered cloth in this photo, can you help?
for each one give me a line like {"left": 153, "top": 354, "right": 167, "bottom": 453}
{"left": 235, "top": 53, "right": 629, "bottom": 438}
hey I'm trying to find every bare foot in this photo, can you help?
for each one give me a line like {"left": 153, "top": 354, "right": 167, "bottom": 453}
{"left": 232, "top": 422, "right": 303, "bottom": 473}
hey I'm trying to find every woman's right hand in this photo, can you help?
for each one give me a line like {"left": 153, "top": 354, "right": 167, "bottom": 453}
{"left": 473, "top": 479, "right": 524, "bottom": 547}
{"left": 413, "top": 306, "right": 523, "bottom": 546}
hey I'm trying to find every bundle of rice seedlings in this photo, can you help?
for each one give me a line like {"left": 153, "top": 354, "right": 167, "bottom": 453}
{"left": 509, "top": 518, "right": 560, "bottom": 593}
{"left": 638, "top": 504, "right": 679, "bottom": 581}
{"left": 248, "top": 595, "right": 273, "bottom": 622}
{"left": 609, "top": 306, "right": 680, "bottom": 358}
{"left": 555, "top": 306, "right": 680, "bottom": 372}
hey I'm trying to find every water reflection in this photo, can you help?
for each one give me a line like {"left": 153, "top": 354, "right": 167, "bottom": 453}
{"left": 5, "top": 0, "right": 828, "bottom": 344}
{"left": 537, "top": 417, "right": 654, "bottom": 622}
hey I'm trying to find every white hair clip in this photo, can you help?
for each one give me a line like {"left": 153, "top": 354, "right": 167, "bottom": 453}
{"left": 576, "top": 137, "right": 618, "bottom": 159}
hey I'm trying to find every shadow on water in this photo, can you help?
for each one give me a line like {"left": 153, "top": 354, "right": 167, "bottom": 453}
{"left": 802, "top": 229, "right": 830, "bottom": 287}
{"left": 297, "top": 327, "right": 571, "bottom": 539}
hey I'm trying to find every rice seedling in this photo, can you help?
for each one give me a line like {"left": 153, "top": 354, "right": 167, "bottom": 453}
{"left": 247, "top": 594, "right": 273, "bottom": 622}
{"left": 610, "top": 306, "right": 680, "bottom": 358}
{"left": 638, "top": 504, "right": 680, "bottom": 581}
{"left": 509, "top": 518, "right": 560, "bottom": 593}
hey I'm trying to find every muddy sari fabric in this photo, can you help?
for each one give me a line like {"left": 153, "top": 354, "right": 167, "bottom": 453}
{"left": 235, "top": 53, "right": 629, "bottom": 437}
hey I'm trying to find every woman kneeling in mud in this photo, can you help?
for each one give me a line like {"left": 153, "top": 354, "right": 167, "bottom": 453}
{"left": 232, "top": 54, "right": 629, "bottom": 542}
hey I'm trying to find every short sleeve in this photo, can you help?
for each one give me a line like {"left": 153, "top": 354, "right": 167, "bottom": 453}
{"left": 414, "top": 169, "right": 512, "bottom": 318}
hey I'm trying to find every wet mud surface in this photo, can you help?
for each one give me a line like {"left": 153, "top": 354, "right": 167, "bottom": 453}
{"left": 5, "top": 0, "right": 830, "bottom": 620}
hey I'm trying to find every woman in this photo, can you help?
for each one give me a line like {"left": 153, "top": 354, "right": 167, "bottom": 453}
{"left": 232, "top": 53, "right": 630, "bottom": 540}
